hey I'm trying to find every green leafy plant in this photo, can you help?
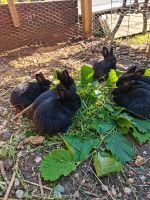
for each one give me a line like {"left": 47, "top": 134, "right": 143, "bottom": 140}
{"left": 93, "top": 152, "right": 123, "bottom": 177}
{"left": 40, "top": 148, "right": 76, "bottom": 181}
{"left": 40, "top": 65, "right": 150, "bottom": 182}
{"left": 80, "top": 64, "right": 94, "bottom": 86}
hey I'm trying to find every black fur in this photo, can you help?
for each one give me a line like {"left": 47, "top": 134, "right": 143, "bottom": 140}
{"left": 29, "top": 70, "right": 76, "bottom": 116}
{"left": 93, "top": 46, "right": 117, "bottom": 82}
{"left": 32, "top": 85, "right": 81, "bottom": 135}
{"left": 113, "top": 69, "right": 150, "bottom": 119}
{"left": 10, "top": 72, "right": 52, "bottom": 110}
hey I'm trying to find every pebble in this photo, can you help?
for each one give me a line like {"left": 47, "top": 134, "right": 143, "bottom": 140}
{"left": 111, "top": 185, "right": 117, "bottom": 196}
{"left": 143, "top": 151, "right": 147, "bottom": 155}
{"left": 128, "top": 178, "right": 134, "bottom": 184}
{"left": 74, "top": 173, "right": 79, "bottom": 178}
{"left": 135, "top": 155, "right": 146, "bottom": 166}
{"left": 81, "top": 179, "right": 85, "bottom": 184}
{"left": 123, "top": 187, "right": 132, "bottom": 195}
{"left": 101, "top": 184, "right": 108, "bottom": 192}
{"left": 14, "top": 178, "right": 20, "bottom": 187}
{"left": 15, "top": 190, "right": 24, "bottom": 199}
{"left": 34, "top": 156, "right": 42, "bottom": 164}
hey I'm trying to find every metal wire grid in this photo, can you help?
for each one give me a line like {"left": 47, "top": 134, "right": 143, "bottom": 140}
{"left": 0, "top": 0, "right": 78, "bottom": 52}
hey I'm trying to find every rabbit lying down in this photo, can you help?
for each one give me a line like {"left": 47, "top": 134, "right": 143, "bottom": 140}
{"left": 30, "top": 84, "right": 81, "bottom": 135}
{"left": 10, "top": 72, "right": 52, "bottom": 110}
{"left": 113, "top": 67, "right": 150, "bottom": 119}
{"left": 26, "top": 69, "right": 81, "bottom": 135}
{"left": 28, "top": 69, "right": 76, "bottom": 117}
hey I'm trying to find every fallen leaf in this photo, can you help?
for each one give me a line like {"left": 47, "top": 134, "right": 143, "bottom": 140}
{"left": 135, "top": 155, "right": 146, "bottom": 166}
{"left": 24, "top": 136, "right": 45, "bottom": 145}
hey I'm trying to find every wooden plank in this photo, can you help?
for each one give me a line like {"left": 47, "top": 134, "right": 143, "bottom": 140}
{"left": 81, "top": 0, "right": 92, "bottom": 38}
{"left": 8, "top": 0, "right": 20, "bottom": 27}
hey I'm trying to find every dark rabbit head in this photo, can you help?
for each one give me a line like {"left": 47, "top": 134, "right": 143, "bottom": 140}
{"left": 35, "top": 72, "right": 52, "bottom": 91}
{"left": 116, "top": 68, "right": 145, "bottom": 87}
{"left": 56, "top": 84, "right": 81, "bottom": 111}
{"left": 56, "top": 69, "right": 76, "bottom": 92}
{"left": 102, "top": 46, "right": 117, "bottom": 69}
{"left": 125, "top": 66, "right": 137, "bottom": 74}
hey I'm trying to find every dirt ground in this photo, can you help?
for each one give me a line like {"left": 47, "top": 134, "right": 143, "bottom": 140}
{"left": 0, "top": 38, "right": 150, "bottom": 200}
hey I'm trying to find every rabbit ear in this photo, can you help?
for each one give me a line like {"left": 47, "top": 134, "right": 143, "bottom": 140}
{"left": 126, "top": 66, "right": 137, "bottom": 74}
{"left": 102, "top": 47, "right": 109, "bottom": 58}
{"left": 134, "top": 69, "right": 145, "bottom": 79}
{"left": 35, "top": 73, "right": 45, "bottom": 82}
{"left": 62, "top": 69, "right": 69, "bottom": 79}
{"left": 110, "top": 46, "right": 114, "bottom": 56}
{"left": 38, "top": 72, "right": 45, "bottom": 79}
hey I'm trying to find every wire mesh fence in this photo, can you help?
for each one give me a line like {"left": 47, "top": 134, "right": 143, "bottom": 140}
{"left": 78, "top": 0, "right": 150, "bottom": 66}
{"left": 0, "top": 0, "right": 78, "bottom": 52}
{"left": 78, "top": 0, "right": 150, "bottom": 38}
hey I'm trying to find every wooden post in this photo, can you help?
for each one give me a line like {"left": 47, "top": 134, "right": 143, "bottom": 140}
{"left": 81, "top": 0, "right": 92, "bottom": 39}
{"left": 8, "top": 0, "right": 20, "bottom": 27}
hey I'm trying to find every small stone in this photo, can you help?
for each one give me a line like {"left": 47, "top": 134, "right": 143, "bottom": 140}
{"left": 74, "top": 173, "right": 79, "bottom": 178}
{"left": 135, "top": 155, "right": 146, "bottom": 166}
{"left": 14, "top": 178, "right": 20, "bottom": 187}
{"left": 123, "top": 187, "right": 132, "bottom": 195}
{"left": 15, "top": 190, "right": 24, "bottom": 199}
{"left": 17, "top": 151, "right": 23, "bottom": 158}
{"left": 111, "top": 185, "right": 117, "bottom": 196}
{"left": 128, "top": 178, "right": 134, "bottom": 184}
{"left": 34, "top": 156, "right": 42, "bottom": 164}
{"left": 143, "top": 151, "right": 147, "bottom": 155}
{"left": 101, "top": 184, "right": 108, "bottom": 191}
{"left": 82, "top": 179, "right": 85, "bottom": 184}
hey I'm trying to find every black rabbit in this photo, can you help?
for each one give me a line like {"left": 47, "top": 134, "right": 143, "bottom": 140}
{"left": 93, "top": 46, "right": 117, "bottom": 82}
{"left": 28, "top": 69, "right": 76, "bottom": 116}
{"left": 113, "top": 71, "right": 150, "bottom": 119}
{"left": 32, "top": 84, "right": 81, "bottom": 135}
{"left": 116, "top": 68, "right": 145, "bottom": 87}
{"left": 57, "top": 69, "right": 76, "bottom": 92}
{"left": 10, "top": 72, "right": 52, "bottom": 110}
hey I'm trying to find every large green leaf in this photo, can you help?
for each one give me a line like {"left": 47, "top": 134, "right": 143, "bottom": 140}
{"left": 105, "top": 132, "right": 134, "bottom": 164}
{"left": 80, "top": 65, "right": 94, "bottom": 86}
{"left": 132, "top": 118, "right": 150, "bottom": 133}
{"left": 116, "top": 113, "right": 132, "bottom": 128}
{"left": 132, "top": 128, "right": 150, "bottom": 143}
{"left": 108, "top": 69, "right": 118, "bottom": 83}
{"left": 63, "top": 135, "right": 100, "bottom": 162}
{"left": 40, "top": 149, "right": 76, "bottom": 181}
{"left": 93, "top": 152, "right": 123, "bottom": 177}
{"left": 93, "top": 120, "right": 116, "bottom": 135}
